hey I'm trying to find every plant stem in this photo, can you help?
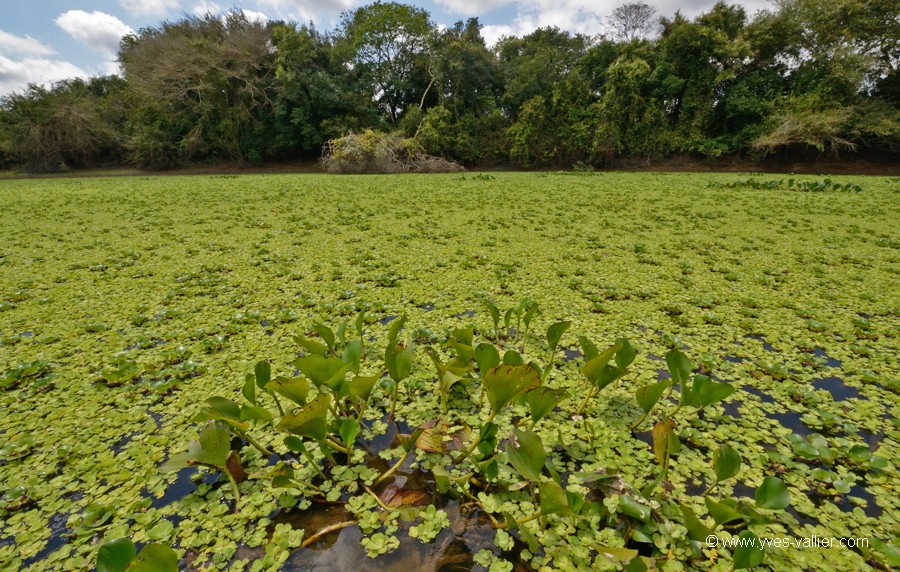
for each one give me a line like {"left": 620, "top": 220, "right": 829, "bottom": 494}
{"left": 495, "top": 512, "right": 541, "bottom": 529}
{"left": 300, "top": 521, "right": 357, "bottom": 548}
{"left": 298, "top": 446, "right": 328, "bottom": 480}
{"left": 362, "top": 484, "right": 393, "bottom": 511}
{"left": 239, "top": 430, "right": 273, "bottom": 457}
{"left": 373, "top": 448, "right": 412, "bottom": 487}
{"left": 389, "top": 383, "right": 399, "bottom": 420}
{"left": 271, "top": 393, "right": 285, "bottom": 417}
{"left": 629, "top": 409, "right": 651, "bottom": 431}
{"left": 222, "top": 465, "right": 241, "bottom": 503}
{"left": 703, "top": 480, "right": 719, "bottom": 496}
{"left": 454, "top": 411, "right": 496, "bottom": 464}
{"left": 323, "top": 438, "right": 350, "bottom": 454}
{"left": 576, "top": 385, "right": 596, "bottom": 416}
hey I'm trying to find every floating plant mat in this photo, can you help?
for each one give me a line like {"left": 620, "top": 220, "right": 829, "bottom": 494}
{"left": 0, "top": 172, "right": 898, "bottom": 571}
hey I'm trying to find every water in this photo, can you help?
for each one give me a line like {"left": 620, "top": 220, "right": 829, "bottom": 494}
{"left": 811, "top": 377, "right": 860, "bottom": 401}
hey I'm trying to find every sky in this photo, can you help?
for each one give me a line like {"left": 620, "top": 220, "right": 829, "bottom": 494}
{"left": 0, "top": 0, "right": 773, "bottom": 97}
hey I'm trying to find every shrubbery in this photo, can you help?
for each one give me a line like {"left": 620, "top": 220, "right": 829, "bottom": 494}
{"left": 320, "top": 130, "right": 463, "bottom": 174}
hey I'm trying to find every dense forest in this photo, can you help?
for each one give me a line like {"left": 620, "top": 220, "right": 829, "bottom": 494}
{"left": 0, "top": 0, "right": 897, "bottom": 172}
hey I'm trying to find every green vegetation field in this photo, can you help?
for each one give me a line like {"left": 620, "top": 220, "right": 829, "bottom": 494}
{"left": 1, "top": 172, "right": 898, "bottom": 571}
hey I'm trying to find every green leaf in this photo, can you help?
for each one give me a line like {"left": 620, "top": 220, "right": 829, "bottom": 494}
{"left": 276, "top": 393, "right": 331, "bottom": 441}
{"left": 294, "top": 335, "right": 328, "bottom": 356}
{"left": 205, "top": 396, "right": 241, "bottom": 421}
{"left": 242, "top": 373, "right": 256, "bottom": 405}
{"left": 693, "top": 375, "right": 735, "bottom": 406}
{"left": 502, "top": 350, "right": 524, "bottom": 365}
{"left": 340, "top": 418, "right": 360, "bottom": 448}
{"left": 733, "top": 530, "right": 765, "bottom": 569}
{"left": 146, "top": 519, "right": 174, "bottom": 541}
{"left": 474, "top": 343, "right": 500, "bottom": 375}
{"left": 240, "top": 404, "right": 273, "bottom": 423}
{"left": 97, "top": 538, "right": 137, "bottom": 572}
{"left": 581, "top": 342, "right": 620, "bottom": 387}
{"left": 313, "top": 323, "right": 336, "bottom": 352}
{"left": 387, "top": 314, "right": 407, "bottom": 343}
{"left": 484, "top": 364, "right": 541, "bottom": 414}
{"left": 614, "top": 338, "right": 636, "bottom": 368}
{"left": 539, "top": 480, "right": 574, "bottom": 517}
{"left": 755, "top": 476, "right": 790, "bottom": 510}
{"left": 678, "top": 503, "right": 711, "bottom": 542}
{"left": 268, "top": 376, "right": 311, "bottom": 406}
{"left": 652, "top": 419, "right": 671, "bottom": 466}
{"left": 635, "top": 380, "right": 669, "bottom": 413}
{"left": 349, "top": 375, "right": 380, "bottom": 402}
{"left": 665, "top": 349, "right": 692, "bottom": 386}
{"left": 293, "top": 355, "right": 349, "bottom": 390}
{"left": 505, "top": 429, "right": 546, "bottom": 483}
{"left": 617, "top": 495, "right": 652, "bottom": 522}
{"left": 578, "top": 336, "right": 599, "bottom": 360}
{"left": 546, "top": 321, "right": 571, "bottom": 353}
{"left": 254, "top": 360, "right": 271, "bottom": 390}
{"left": 161, "top": 420, "right": 231, "bottom": 472}
{"left": 597, "top": 546, "right": 640, "bottom": 565}
{"left": 342, "top": 340, "right": 363, "bottom": 374}
{"left": 483, "top": 299, "right": 500, "bottom": 329}
{"left": 713, "top": 443, "right": 742, "bottom": 482}
{"left": 526, "top": 387, "right": 568, "bottom": 424}
{"left": 522, "top": 302, "right": 538, "bottom": 328}
{"left": 704, "top": 496, "right": 746, "bottom": 527}
{"left": 385, "top": 340, "right": 415, "bottom": 383}
{"left": 128, "top": 543, "right": 179, "bottom": 572}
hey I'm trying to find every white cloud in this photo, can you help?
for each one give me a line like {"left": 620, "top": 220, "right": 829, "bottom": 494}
{"left": 55, "top": 11, "right": 134, "bottom": 58}
{"left": 434, "top": 0, "right": 514, "bottom": 16}
{"left": 192, "top": 0, "right": 223, "bottom": 16}
{"left": 0, "top": 55, "right": 87, "bottom": 96}
{"left": 240, "top": 10, "right": 270, "bottom": 24}
{"left": 255, "top": 0, "right": 356, "bottom": 24}
{"left": 0, "top": 29, "right": 56, "bottom": 57}
{"left": 117, "top": 0, "right": 182, "bottom": 18}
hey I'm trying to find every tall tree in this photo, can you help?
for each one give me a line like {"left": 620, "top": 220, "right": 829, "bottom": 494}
{"left": 607, "top": 2, "right": 658, "bottom": 42}
{"left": 119, "top": 11, "right": 277, "bottom": 167}
{"left": 338, "top": 1, "right": 436, "bottom": 125}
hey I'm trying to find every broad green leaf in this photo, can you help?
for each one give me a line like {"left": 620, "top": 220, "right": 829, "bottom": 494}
{"left": 205, "top": 396, "right": 241, "bottom": 421}
{"left": 276, "top": 393, "right": 331, "bottom": 441}
{"left": 713, "top": 443, "right": 742, "bottom": 482}
{"left": 678, "top": 503, "right": 711, "bottom": 542}
{"left": 385, "top": 341, "right": 415, "bottom": 383}
{"left": 97, "top": 538, "right": 137, "bottom": 572}
{"left": 704, "top": 497, "right": 747, "bottom": 527}
{"left": 240, "top": 404, "right": 273, "bottom": 423}
{"left": 127, "top": 544, "right": 179, "bottom": 572}
{"left": 349, "top": 375, "right": 379, "bottom": 402}
{"left": 313, "top": 323, "right": 335, "bottom": 351}
{"left": 474, "top": 343, "right": 500, "bottom": 375}
{"left": 439, "top": 370, "right": 465, "bottom": 395}
{"left": 254, "top": 360, "right": 271, "bottom": 390}
{"left": 484, "top": 365, "right": 541, "bottom": 414}
{"left": 354, "top": 312, "right": 365, "bottom": 337}
{"left": 665, "top": 349, "right": 692, "bottom": 386}
{"left": 451, "top": 326, "right": 474, "bottom": 347}
{"left": 294, "top": 335, "right": 328, "bottom": 356}
{"left": 342, "top": 339, "right": 362, "bottom": 373}
{"left": 578, "top": 336, "right": 599, "bottom": 360}
{"left": 636, "top": 380, "right": 669, "bottom": 413}
{"left": 505, "top": 429, "right": 546, "bottom": 483}
{"left": 242, "top": 373, "right": 256, "bottom": 405}
{"left": 755, "top": 476, "right": 791, "bottom": 510}
{"left": 693, "top": 375, "right": 735, "bottom": 406}
{"left": 161, "top": 420, "right": 231, "bottom": 471}
{"left": 618, "top": 495, "right": 652, "bottom": 522}
{"left": 546, "top": 321, "right": 571, "bottom": 353}
{"left": 733, "top": 530, "right": 765, "bottom": 569}
{"left": 268, "top": 376, "right": 311, "bottom": 406}
{"left": 483, "top": 299, "right": 500, "bottom": 329}
{"left": 502, "top": 350, "right": 524, "bottom": 365}
{"left": 539, "top": 480, "right": 574, "bottom": 517}
{"left": 526, "top": 387, "right": 568, "bottom": 424}
{"left": 522, "top": 302, "right": 538, "bottom": 328}
{"left": 614, "top": 338, "right": 636, "bottom": 369}
{"left": 582, "top": 342, "right": 621, "bottom": 388}
{"left": 293, "top": 355, "right": 349, "bottom": 390}
{"left": 339, "top": 418, "right": 360, "bottom": 448}
{"left": 387, "top": 314, "right": 407, "bottom": 343}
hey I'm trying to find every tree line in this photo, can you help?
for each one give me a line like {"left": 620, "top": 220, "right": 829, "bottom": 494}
{"left": 0, "top": 0, "right": 897, "bottom": 172}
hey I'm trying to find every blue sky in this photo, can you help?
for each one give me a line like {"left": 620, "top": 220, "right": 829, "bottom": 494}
{"left": 0, "top": 0, "right": 771, "bottom": 97}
